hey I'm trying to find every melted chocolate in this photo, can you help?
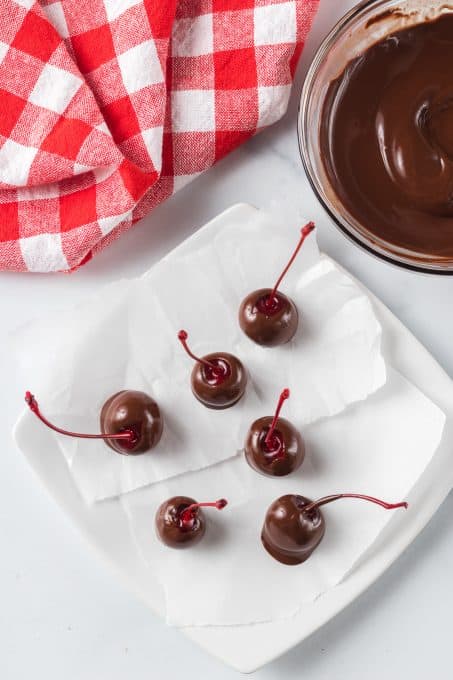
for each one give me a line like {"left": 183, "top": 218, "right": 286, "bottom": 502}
{"left": 155, "top": 496, "right": 206, "bottom": 548}
{"left": 239, "top": 288, "right": 298, "bottom": 347}
{"left": 365, "top": 8, "right": 406, "bottom": 29}
{"left": 100, "top": 390, "right": 163, "bottom": 455}
{"left": 191, "top": 352, "right": 247, "bottom": 409}
{"left": 245, "top": 416, "right": 305, "bottom": 477}
{"left": 261, "top": 494, "right": 325, "bottom": 565}
{"left": 321, "top": 14, "right": 453, "bottom": 260}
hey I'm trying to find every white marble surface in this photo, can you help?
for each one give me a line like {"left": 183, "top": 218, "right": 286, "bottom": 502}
{"left": 2, "top": 1, "right": 453, "bottom": 678}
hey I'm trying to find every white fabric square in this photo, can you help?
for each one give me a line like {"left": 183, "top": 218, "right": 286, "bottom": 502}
{"left": 17, "top": 182, "right": 60, "bottom": 201}
{"left": 172, "top": 89, "right": 215, "bottom": 132}
{"left": 172, "top": 14, "right": 213, "bottom": 57}
{"left": 29, "top": 64, "right": 82, "bottom": 114}
{"left": 0, "top": 139, "right": 38, "bottom": 186}
{"left": 42, "top": 1, "right": 69, "bottom": 39}
{"left": 95, "top": 121, "right": 110, "bottom": 135}
{"left": 92, "top": 166, "right": 117, "bottom": 184}
{"left": 141, "top": 126, "right": 163, "bottom": 172}
{"left": 73, "top": 162, "right": 95, "bottom": 175}
{"left": 20, "top": 233, "right": 68, "bottom": 272}
{"left": 104, "top": 0, "right": 142, "bottom": 21}
{"left": 0, "top": 41, "right": 9, "bottom": 65}
{"left": 98, "top": 210, "right": 131, "bottom": 236}
{"left": 257, "top": 84, "right": 291, "bottom": 127}
{"left": 117, "top": 40, "right": 163, "bottom": 93}
{"left": 173, "top": 172, "right": 202, "bottom": 192}
{"left": 13, "top": 0, "right": 34, "bottom": 8}
{"left": 254, "top": 2, "right": 297, "bottom": 46}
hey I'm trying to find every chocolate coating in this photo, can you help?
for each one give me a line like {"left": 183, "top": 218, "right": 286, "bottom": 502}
{"left": 321, "top": 14, "right": 453, "bottom": 262}
{"left": 239, "top": 288, "right": 298, "bottom": 347}
{"left": 100, "top": 390, "right": 163, "bottom": 455}
{"left": 245, "top": 416, "right": 305, "bottom": 477}
{"left": 262, "top": 494, "right": 325, "bottom": 565}
{"left": 155, "top": 496, "right": 206, "bottom": 548}
{"left": 191, "top": 352, "right": 247, "bottom": 409}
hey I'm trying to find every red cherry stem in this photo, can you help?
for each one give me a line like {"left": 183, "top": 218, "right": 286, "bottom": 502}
{"left": 267, "top": 221, "right": 315, "bottom": 309}
{"left": 178, "top": 330, "right": 223, "bottom": 376}
{"left": 180, "top": 498, "right": 228, "bottom": 525}
{"left": 265, "top": 388, "right": 290, "bottom": 446}
{"left": 24, "top": 392, "right": 136, "bottom": 443}
{"left": 303, "top": 494, "right": 408, "bottom": 514}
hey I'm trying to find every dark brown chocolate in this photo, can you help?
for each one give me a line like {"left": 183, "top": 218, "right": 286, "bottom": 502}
{"left": 261, "top": 494, "right": 325, "bottom": 565}
{"left": 100, "top": 390, "right": 163, "bottom": 455}
{"left": 155, "top": 496, "right": 206, "bottom": 548}
{"left": 191, "top": 352, "right": 247, "bottom": 409}
{"left": 262, "top": 493, "right": 408, "bottom": 564}
{"left": 245, "top": 416, "right": 305, "bottom": 477}
{"left": 239, "top": 288, "right": 298, "bottom": 347}
{"left": 320, "top": 14, "right": 453, "bottom": 260}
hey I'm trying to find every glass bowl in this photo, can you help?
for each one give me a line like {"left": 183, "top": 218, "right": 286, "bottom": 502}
{"left": 298, "top": 0, "right": 453, "bottom": 274}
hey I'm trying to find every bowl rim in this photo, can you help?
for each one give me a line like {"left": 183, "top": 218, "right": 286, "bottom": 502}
{"left": 297, "top": 0, "right": 453, "bottom": 276}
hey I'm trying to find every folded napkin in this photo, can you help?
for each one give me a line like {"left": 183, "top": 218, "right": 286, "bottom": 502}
{"left": 0, "top": 0, "right": 318, "bottom": 272}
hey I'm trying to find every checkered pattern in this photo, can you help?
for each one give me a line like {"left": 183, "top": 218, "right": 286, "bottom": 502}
{"left": 0, "top": 0, "right": 318, "bottom": 272}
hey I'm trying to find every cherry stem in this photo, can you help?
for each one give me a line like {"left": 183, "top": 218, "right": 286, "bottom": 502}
{"left": 267, "top": 221, "right": 315, "bottom": 309}
{"left": 178, "top": 330, "right": 222, "bottom": 376}
{"left": 303, "top": 493, "right": 408, "bottom": 515}
{"left": 180, "top": 498, "right": 228, "bottom": 525}
{"left": 24, "top": 392, "right": 135, "bottom": 443}
{"left": 265, "top": 388, "right": 290, "bottom": 446}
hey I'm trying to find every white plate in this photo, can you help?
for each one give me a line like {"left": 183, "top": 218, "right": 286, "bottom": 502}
{"left": 13, "top": 204, "right": 453, "bottom": 673}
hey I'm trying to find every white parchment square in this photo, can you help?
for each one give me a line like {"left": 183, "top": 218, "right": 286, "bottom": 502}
{"left": 122, "top": 367, "right": 445, "bottom": 626}
{"left": 14, "top": 209, "right": 386, "bottom": 503}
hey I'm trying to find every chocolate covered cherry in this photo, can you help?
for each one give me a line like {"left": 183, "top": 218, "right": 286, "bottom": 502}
{"left": 178, "top": 330, "right": 247, "bottom": 409}
{"left": 25, "top": 389, "right": 162, "bottom": 455}
{"left": 239, "top": 222, "right": 315, "bottom": 347}
{"left": 155, "top": 496, "right": 228, "bottom": 548}
{"left": 100, "top": 390, "right": 163, "bottom": 454}
{"left": 262, "top": 493, "right": 408, "bottom": 565}
{"left": 245, "top": 388, "right": 304, "bottom": 477}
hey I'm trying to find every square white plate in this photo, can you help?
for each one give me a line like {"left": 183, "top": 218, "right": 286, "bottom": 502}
{"left": 13, "top": 204, "right": 453, "bottom": 673}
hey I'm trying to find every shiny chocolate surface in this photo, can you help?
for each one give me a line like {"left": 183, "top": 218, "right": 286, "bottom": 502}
{"left": 100, "top": 390, "right": 163, "bottom": 455}
{"left": 321, "top": 14, "right": 453, "bottom": 261}
{"left": 155, "top": 496, "right": 206, "bottom": 548}
{"left": 239, "top": 288, "right": 298, "bottom": 347}
{"left": 245, "top": 416, "right": 305, "bottom": 477}
{"left": 262, "top": 494, "right": 325, "bottom": 565}
{"left": 190, "top": 352, "right": 247, "bottom": 409}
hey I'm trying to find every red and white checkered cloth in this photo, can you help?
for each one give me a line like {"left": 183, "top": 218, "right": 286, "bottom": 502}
{"left": 0, "top": 0, "right": 318, "bottom": 272}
